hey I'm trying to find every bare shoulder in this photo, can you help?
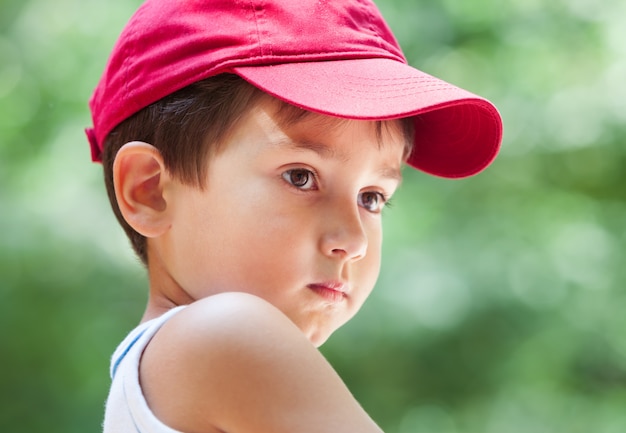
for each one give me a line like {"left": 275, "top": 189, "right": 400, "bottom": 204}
{"left": 141, "top": 292, "right": 383, "bottom": 433}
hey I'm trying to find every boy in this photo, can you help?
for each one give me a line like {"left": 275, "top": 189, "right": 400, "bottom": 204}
{"left": 86, "top": 0, "right": 503, "bottom": 432}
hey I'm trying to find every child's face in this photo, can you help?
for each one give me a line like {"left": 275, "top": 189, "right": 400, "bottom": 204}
{"left": 156, "top": 99, "right": 407, "bottom": 346}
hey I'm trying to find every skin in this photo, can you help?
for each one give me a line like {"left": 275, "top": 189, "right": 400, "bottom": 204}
{"left": 113, "top": 98, "right": 407, "bottom": 432}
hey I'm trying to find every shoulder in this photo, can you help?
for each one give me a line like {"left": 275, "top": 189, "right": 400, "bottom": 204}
{"left": 142, "top": 291, "right": 310, "bottom": 386}
{"left": 150, "top": 293, "right": 309, "bottom": 366}
{"left": 139, "top": 293, "right": 308, "bottom": 431}
{"left": 172, "top": 291, "right": 298, "bottom": 336}
{"left": 155, "top": 292, "right": 307, "bottom": 358}
{"left": 141, "top": 292, "right": 382, "bottom": 433}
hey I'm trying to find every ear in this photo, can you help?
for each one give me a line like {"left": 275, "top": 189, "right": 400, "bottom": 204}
{"left": 113, "top": 141, "right": 172, "bottom": 238}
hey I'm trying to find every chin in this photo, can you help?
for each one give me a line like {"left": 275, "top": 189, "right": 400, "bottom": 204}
{"left": 305, "top": 326, "right": 336, "bottom": 348}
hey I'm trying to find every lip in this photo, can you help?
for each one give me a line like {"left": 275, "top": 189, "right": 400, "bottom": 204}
{"left": 307, "top": 281, "right": 348, "bottom": 303}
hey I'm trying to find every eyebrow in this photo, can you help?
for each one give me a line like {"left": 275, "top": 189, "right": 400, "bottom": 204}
{"left": 379, "top": 166, "right": 403, "bottom": 183}
{"left": 280, "top": 138, "right": 339, "bottom": 159}
{"left": 275, "top": 138, "right": 403, "bottom": 182}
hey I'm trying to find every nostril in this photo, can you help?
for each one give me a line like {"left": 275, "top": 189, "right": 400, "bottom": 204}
{"left": 330, "top": 246, "right": 365, "bottom": 261}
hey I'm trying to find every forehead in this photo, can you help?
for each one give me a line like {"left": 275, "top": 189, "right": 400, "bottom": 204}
{"left": 263, "top": 96, "right": 415, "bottom": 160}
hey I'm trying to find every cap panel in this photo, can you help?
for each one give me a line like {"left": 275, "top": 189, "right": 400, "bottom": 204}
{"left": 89, "top": 0, "right": 263, "bottom": 155}
{"left": 250, "top": 0, "right": 405, "bottom": 61}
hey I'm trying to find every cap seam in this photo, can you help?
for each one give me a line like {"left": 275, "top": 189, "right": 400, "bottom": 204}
{"left": 224, "top": 51, "right": 405, "bottom": 66}
{"left": 357, "top": 0, "right": 385, "bottom": 51}
{"left": 123, "top": 5, "right": 147, "bottom": 116}
{"left": 248, "top": 0, "right": 271, "bottom": 57}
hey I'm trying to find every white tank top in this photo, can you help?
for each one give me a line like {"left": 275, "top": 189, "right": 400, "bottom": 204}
{"left": 103, "top": 306, "right": 187, "bottom": 433}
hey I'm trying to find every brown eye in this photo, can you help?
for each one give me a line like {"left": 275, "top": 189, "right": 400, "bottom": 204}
{"left": 358, "top": 191, "right": 386, "bottom": 213}
{"left": 282, "top": 169, "right": 317, "bottom": 190}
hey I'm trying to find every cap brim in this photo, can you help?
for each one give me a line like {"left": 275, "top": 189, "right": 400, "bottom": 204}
{"left": 233, "top": 58, "right": 502, "bottom": 178}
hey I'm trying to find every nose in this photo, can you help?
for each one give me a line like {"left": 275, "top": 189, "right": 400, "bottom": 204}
{"left": 319, "top": 203, "right": 368, "bottom": 261}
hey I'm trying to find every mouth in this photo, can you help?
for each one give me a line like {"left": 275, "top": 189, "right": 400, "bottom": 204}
{"left": 307, "top": 281, "right": 348, "bottom": 303}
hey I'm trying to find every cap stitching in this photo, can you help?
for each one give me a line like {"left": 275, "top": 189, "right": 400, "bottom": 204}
{"left": 249, "top": 0, "right": 269, "bottom": 57}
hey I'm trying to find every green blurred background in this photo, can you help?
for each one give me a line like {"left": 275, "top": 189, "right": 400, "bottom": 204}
{"left": 1, "top": 0, "right": 625, "bottom": 431}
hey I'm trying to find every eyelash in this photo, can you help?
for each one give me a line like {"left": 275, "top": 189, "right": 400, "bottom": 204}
{"left": 281, "top": 168, "right": 391, "bottom": 214}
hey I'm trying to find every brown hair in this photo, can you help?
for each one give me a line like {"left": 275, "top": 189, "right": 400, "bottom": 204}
{"left": 102, "top": 74, "right": 266, "bottom": 264}
{"left": 102, "top": 74, "right": 414, "bottom": 265}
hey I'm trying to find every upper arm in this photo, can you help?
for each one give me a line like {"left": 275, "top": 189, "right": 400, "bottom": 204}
{"left": 140, "top": 293, "right": 383, "bottom": 433}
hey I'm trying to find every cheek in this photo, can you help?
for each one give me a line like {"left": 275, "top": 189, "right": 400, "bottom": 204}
{"left": 185, "top": 191, "right": 311, "bottom": 288}
{"left": 354, "top": 226, "right": 383, "bottom": 297}
{"left": 362, "top": 253, "right": 382, "bottom": 296}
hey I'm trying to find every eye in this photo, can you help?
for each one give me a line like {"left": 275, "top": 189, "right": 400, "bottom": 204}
{"left": 282, "top": 169, "right": 318, "bottom": 190}
{"left": 358, "top": 191, "right": 388, "bottom": 213}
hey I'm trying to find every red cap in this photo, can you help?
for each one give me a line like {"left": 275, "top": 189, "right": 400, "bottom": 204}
{"left": 87, "top": 0, "right": 503, "bottom": 178}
